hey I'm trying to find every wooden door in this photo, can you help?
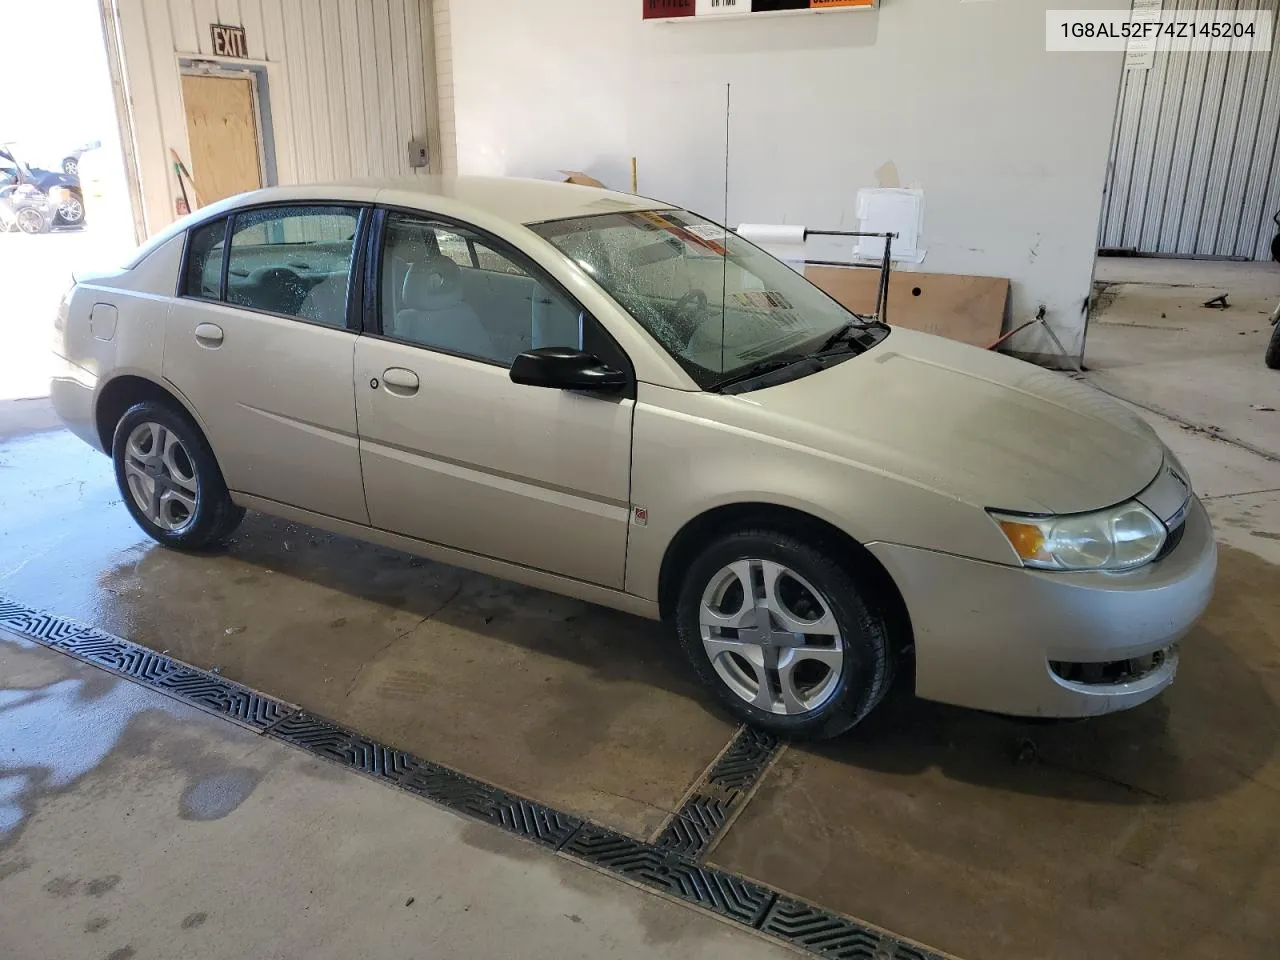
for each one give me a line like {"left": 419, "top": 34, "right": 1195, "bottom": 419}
{"left": 180, "top": 74, "right": 263, "bottom": 205}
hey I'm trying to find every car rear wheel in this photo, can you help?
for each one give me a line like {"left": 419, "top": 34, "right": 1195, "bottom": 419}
{"left": 675, "top": 529, "right": 894, "bottom": 739}
{"left": 1266, "top": 320, "right": 1280, "bottom": 371}
{"left": 56, "top": 192, "right": 85, "bottom": 225}
{"left": 112, "top": 401, "right": 245, "bottom": 550}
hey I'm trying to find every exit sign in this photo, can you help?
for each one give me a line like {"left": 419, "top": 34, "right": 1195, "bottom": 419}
{"left": 210, "top": 23, "right": 249, "bottom": 58}
{"left": 643, "top": 0, "right": 875, "bottom": 18}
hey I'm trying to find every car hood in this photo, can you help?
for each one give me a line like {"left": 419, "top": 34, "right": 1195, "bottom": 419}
{"left": 729, "top": 328, "right": 1164, "bottom": 515}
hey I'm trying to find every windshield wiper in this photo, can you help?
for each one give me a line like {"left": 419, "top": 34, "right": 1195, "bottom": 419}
{"left": 710, "top": 356, "right": 820, "bottom": 393}
{"left": 814, "top": 318, "right": 887, "bottom": 355}
{"left": 816, "top": 322, "right": 858, "bottom": 354}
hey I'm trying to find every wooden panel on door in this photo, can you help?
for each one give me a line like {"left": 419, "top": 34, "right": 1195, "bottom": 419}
{"left": 181, "top": 74, "right": 263, "bottom": 205}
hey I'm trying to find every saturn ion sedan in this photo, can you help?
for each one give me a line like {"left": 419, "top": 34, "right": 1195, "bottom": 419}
{"left": 51, "top": 177, "right": 1217, "bottom": 738}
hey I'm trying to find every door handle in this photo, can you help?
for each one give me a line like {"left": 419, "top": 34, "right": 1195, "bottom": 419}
{"left": 381, "top": 367, "right": 420, "bottom": 396}
{"left": 194, "top": 322, "right": 224, "bottom": 348}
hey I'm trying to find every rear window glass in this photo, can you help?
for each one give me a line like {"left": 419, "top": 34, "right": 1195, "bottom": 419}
{"left": 223, "top": 206, "right": 361, "bottom": 328}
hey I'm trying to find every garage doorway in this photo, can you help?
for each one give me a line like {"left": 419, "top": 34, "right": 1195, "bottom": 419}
{"left": 179, "top": 64, "right": 276, "bottom": 206}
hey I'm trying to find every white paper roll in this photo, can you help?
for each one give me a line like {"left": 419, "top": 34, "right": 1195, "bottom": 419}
{"left": 736, "top": 223, "right": 807, "bottom": 246}
{"left": 737, "top": 223, "right": 808, "bottom": 272}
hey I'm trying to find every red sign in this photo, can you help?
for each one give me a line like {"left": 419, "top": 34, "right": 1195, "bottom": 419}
{"left": 645, "top": 0, "right": 874, "bottom": 17}
{"left": 644, "top": 0, "right": 694, "bottom": 18}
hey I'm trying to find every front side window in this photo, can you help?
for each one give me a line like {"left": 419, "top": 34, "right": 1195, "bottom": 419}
{"left": 222, "top": 205, "right": 361, "bottom": 328}
{"left": 380, "top": 212, "right": 584, "bottom": 366}
{"left": 531, "top": 210, "right": 888, "bottom": 390}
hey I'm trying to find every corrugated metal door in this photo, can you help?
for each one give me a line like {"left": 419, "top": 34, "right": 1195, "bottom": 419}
{"left": 1101, "top": 0, "right": 1280, "bottom": 260}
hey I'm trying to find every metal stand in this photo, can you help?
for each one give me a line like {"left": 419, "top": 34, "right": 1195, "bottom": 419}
{"left": 795, "top": 229, "right": 897, "bottom": 324}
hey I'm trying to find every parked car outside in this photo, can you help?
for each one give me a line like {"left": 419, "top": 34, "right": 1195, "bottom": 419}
{"left": 0, "top": 146, "right": 86, "bottom": 227}
{"left": 0, "top": 178, "right": 55, "bottom": 234}
{"left": 49, "top": 178, "right": 1217, "bottom": 738}
{"left": 57, "top": 140, "right": 102, "bottom": 177}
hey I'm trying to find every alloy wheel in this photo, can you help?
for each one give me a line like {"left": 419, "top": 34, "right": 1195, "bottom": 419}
{"left": 15, "top": 209, "right": 44, "bottom": 234}
{"left": 123, "top": 421, "right": 200, "bottom": 532}
{"left": 699, "top": 559, "right": 844, "bottom": 715}
{"left": 58, "top": 196, "right": 84, "bottom": 223}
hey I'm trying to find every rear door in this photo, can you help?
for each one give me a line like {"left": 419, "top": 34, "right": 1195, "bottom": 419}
{"left": 353, "top": 210, "right": 635, "bottom": 587}
{"left": 163, "top": 204, "right": 370, "bottom": 523}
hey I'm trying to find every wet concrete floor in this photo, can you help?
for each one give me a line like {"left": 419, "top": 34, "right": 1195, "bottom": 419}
{"left": 0, "top": 422, "right": 733, "bottom": 839}
{"left": 2, "top": 397, "right": 1279, "bottom": 960}
{"left": 712, "top": 542, "right": 1280, "bottom": 960}
{"left": 0, "top": 630, "right": 794, "bottom": 960}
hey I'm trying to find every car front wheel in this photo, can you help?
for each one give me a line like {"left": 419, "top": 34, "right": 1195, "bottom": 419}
{"left": 1266, "top": 319, "right": 1280, "bottom": 370}
{"left": 675, "top": 528, "right": 894, "bottom": 739}
{"left": 112, "top": 400, "right": 245, "bottom": 550}
{"left": 15, "top": 208, "right": 47, "bottom": 234}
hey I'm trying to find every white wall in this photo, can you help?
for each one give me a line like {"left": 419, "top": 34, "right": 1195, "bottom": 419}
{"left": 444, "top": 0, "right": 1129, "bottom": 360}
{"left": 109, "top": 0, "right": 441, "bottom": 238}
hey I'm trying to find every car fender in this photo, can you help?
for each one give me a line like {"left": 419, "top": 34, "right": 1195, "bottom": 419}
{"left": 624, "top": 388, "right": 1017, "bottom": 601}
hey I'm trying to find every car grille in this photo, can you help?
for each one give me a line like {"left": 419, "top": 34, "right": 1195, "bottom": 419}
{"left": 1155, "top": 511, "right": 1187, "bottom": 562}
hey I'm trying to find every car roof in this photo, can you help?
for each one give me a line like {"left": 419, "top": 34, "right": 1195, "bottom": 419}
{"left": 381, "top": 175, "right": 672, "bottom": 224}
{"left": 127, "top": 176, "right": 675, "bottom": 268}
{"left": 242, "top": 176, "right": 669, "bottom": 224}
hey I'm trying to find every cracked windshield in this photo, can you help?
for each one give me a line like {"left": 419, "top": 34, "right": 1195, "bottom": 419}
{"left": 532, "top": 209, "right": 886, "bottom": 389}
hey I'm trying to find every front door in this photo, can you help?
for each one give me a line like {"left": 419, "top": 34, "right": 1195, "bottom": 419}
{"left": 354, "top": 211, "right": 634, "bottom": 587}
{"left": 180, "top": 72, "right": 263, "bottom": 205}
{"left": 163, "top": 204, "right": 369, "bottom": 524}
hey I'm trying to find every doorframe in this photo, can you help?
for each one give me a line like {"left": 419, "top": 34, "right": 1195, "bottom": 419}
{"left": 177, "top": 58, "right": 279, "bottom": 192}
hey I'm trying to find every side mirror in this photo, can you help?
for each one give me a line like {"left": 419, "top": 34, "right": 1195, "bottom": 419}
{"left": 510, "top": 347, "right": 627, "bottom": 392}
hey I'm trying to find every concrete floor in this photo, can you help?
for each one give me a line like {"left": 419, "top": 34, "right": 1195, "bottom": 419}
{"left": 0, "top": 630, "right": 794, "bottom": 960}
{"left": 1088, "top": 257, "right": 1280, "bottom": 461}
{"left": 1, "top": 257, "right": 1278, "bottom": 959}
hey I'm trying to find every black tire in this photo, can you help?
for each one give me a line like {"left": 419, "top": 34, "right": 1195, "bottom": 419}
{"left": 675, "top": 528, "right": 895, "bottom": 740}
{"left": 55, "top": 190, "right": 85, "bottom": 226}
{"left": 1266, "top": 321, "right": 1280, "bottom": 371}
{"left": 15, "top": 207, "right": 47, "bottom": 235}
{"left": 111, "top": 400, "right": 245, "bottom": 550}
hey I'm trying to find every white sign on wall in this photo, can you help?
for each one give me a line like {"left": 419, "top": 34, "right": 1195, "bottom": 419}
{"left": 1125, "top": 0, "right": 1162, "bottom": 71}
{"left": 696, "top": 0, "right": 745, "bottom": 14}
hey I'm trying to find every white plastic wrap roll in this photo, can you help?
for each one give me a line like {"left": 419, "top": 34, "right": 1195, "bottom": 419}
{"left": 736, "top": 224, "right": 807, "bottom": 246}
{"left": 736, "top": 224, "right": 807, "bottom": 272}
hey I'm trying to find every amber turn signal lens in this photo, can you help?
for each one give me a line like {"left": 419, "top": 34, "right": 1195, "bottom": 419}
{"left": 998, "top": 520, "right": 1046, "bottom": 561}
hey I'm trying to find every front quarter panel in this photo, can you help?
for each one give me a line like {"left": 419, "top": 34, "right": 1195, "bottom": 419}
{"left": 624, "top": 384, "right": 1019, "bottom": 601}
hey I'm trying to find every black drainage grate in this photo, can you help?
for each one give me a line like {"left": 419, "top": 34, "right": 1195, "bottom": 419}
{"left": 0, "top": 597, "right": 292, "bottom": 730}
{"left": 271, "top": 713, "right": 422, "bottom": 780}
{"left": 565, "top": 825, "right": 774, "bottom": 926}
{"left": 0, "top": 594, "right": 947, "bottom": 960}
{"left": 708, "top": 726, "right": 781, "bottom": 792}
{"left": 655, "top": 726, "right": 781, "bottom": 859}
{"left": 761, "top": 898, "right": 940, "bottom": 960}
{"left": 271, "top": 712, "right": 581, "bottom": 849}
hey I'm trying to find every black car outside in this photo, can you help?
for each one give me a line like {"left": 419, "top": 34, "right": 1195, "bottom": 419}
{"left": 0, "top": 147, "right": 86, "bottom": 228}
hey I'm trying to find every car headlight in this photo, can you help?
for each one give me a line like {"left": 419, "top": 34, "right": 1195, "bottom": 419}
{"left": 990, "top": 501, "right": 1166, "bottom": 571}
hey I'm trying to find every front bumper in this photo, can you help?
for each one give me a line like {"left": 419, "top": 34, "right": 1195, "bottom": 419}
{"left": 868, "top": 497, "right": 1217, "bottom": 718}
